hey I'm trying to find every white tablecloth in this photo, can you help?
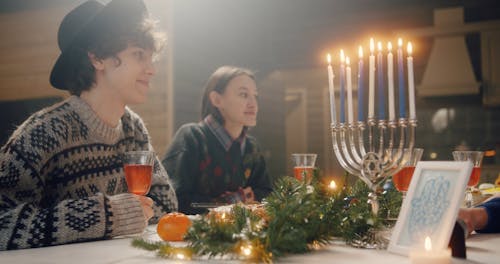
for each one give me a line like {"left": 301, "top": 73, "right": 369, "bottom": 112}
{"left": 1, "top": 230, "right": 498, "bottom": 264}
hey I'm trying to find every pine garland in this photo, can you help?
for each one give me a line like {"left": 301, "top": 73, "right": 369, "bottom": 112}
{"left": 132, "top": 174, "right": 402, "bottom": 262}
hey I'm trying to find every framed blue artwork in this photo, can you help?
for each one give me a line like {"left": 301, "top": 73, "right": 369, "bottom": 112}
{"left": 388, "top": 161, "right": 473, "bottom": 256}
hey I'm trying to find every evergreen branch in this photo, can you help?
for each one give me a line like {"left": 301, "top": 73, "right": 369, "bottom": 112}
{"left": 131, "top": 173, "right": 403, "bottom": 262}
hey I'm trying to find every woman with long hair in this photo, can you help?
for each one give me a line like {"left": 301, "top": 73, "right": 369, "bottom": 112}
{"left": 162, "top": 66, "right": 272, "bottom": 214}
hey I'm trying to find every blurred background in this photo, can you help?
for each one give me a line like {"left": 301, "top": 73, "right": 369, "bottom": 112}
{"left": 1, "top": 0, "right": 499, "bottom": 185}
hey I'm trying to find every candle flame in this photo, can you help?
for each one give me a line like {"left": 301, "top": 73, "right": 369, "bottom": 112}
{"left": 370, "top": 38, "right": 375, "bottom": 53}
{"left": 407, "top": 42, "right": 413, "bottom": 55}
{"left": 329, "top": 180, "right": 337, "bottom": 189}
{"left": 398, "top": 38, "right": 403, "bottom": 48}
{"left": 340, "top": 49, "right": 345, "bottom": 63}
{"left": 424, "top": 236, "right": 432, "bottom": 251}
{"left": 377, "top": 41, "right": 382, "bottom": 52}
{"left": 346, "top": 56, "right": 350, "bottom": 66}
{"left": 327, "top": 53, "right": 331, "bottom": 64}
{"left": 358, "top": 46, "right": 363, "bottom": 58}
{"left": 176, "top": 253, "right": 185, "bottom": 260}
{"left": 388, "top": 42, "right": 392, "bottom": 51}
{"left": 221, "top": 212, "right": 226, "bottom": 220}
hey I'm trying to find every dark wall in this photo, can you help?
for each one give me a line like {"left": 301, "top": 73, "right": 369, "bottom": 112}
{"left": 170, "top": 0, "right": 500, "bottom": 178}
{"left": 0, "top": 97, "right": 62, "bottom": 146}
{"left": 170, "top": 1, "right": 287, "bottom": 179}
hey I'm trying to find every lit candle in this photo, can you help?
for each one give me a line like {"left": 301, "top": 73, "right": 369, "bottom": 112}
{"left": 409, "top": 237, "right": 451, "bottom": 264}
{"left": 387, "top": 42, "right": 395, "bottom": 121}
{"left": 368, "top": 38, "right": 375, "bottom": 119}
{"left": 407, "top": 42, "right": 416, "bottom": 120}
{"left": 327, "top": 54, "right": 337, "bottom": 124}
{"left": 339, "top": 50, "right": 346, "bottom": 123}
{"left": 377, "top": 41, "right": 386, "bottom": 120}
{"left": 346, "top": 57, "right": 354, "bottom": 124}
{"left": 357, "top": 46, "right": 364, "bottom": 122}
{"left": 397, "top": 38, "right": 406, "bottom": 118}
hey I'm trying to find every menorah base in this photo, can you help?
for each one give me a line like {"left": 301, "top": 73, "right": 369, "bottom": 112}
{"left": 347, "top": 226, "right": 392, "bottom": 249}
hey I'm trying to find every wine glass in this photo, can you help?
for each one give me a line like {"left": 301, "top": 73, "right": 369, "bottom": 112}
{"left": 291, "top": 153, "right": 317, "bottom": 184}
{"left": 123, "top": 150, "right": 155, "bottom": 238}
{"left": 123, "top": 150, "right": 155, "bottom": 195}
{"left": 452, "top": 151, "right": 484, "bottom": 208}
{"left": 392, "top": 148, "right": 423, "bottom": 200}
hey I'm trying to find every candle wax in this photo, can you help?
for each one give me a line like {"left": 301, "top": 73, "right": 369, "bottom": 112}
{"left": 346, "top": 62, "right": 354, "bottom": 124}
{"left": 407, "top": 56, "right": 416, "bottom": 120}
{"left": 397, "top": 47, "right": 406, "bottom": 118}
{"left": 328, "top": 64, "right": 336, "bottom": 124}
{"left": 387, "top": 51, "right": 395, "bottom": 121}
{"left": 339, "top": 63, "right": 346, "bottom": 123}
{"left": 368, "top": 54, "right": 375, "bottom": 119}
{"left": 409, "top": 248, "right": 451, "bottom": 264}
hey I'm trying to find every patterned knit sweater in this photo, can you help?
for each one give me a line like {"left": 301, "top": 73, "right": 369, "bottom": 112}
{"left": 0, "top": 96, "right": 177, "bottom": 250}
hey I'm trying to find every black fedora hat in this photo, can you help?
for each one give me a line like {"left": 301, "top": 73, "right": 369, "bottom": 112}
{"left": 50, "top": 0, "right": 147, "bottom": 90}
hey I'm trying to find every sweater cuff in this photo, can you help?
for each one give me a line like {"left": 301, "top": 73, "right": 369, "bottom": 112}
{"left": 108, "top": 193, "right": 146, "bottom": 237}
{"left": 476, "top": 197, "right": 500, "bottom": 233}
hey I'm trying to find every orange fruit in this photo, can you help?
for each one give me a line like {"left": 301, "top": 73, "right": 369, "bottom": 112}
{"left": 157, "top": 212, "right": 192, "bottom": 241}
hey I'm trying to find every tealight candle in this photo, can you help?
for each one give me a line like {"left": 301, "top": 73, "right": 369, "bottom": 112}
{"left": 409, "top": 237, "right": 451, "bottom": 264}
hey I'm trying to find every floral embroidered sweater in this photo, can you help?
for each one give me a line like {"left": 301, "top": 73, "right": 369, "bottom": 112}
{"left": 162, "top": 119, "right": 272, "bottom": 214}
{"left": 0, "top": 96, "right": 177, "bottom": 250}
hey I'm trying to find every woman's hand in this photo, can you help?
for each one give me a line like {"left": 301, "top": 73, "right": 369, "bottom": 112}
{"left": 217, "top": 187, "right": 255, "bottom": 204}
{"left": 240, "top": 187, "right": 255, "bottom": 203}
{"left": 458, "top": 207, "right": 488, "bottom": 235}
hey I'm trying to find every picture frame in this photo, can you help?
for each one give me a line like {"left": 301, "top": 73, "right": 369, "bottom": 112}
{"left": 388, "top": 161, "right": 473, "bottom": 256}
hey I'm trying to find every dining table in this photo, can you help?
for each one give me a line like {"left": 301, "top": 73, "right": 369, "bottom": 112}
{"left": 1, "top": 225, "right": 498, "bottom": 264}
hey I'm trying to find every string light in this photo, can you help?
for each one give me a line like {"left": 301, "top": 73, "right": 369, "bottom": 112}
{"left": 240, "top": 244, "right": 253, "bottom": 257}
{"left": 171, "top": 247, "right": 193, "bottom": 260}
{"left": 329, "top": 180, "right": 337, "bottom": 190}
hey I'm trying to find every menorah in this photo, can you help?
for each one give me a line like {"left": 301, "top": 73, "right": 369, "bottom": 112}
{"left": 327, "top": 38, "right": 418, "bottom": 248}
{"left": 331, "top": 118, "right": 417, "bottom": 213}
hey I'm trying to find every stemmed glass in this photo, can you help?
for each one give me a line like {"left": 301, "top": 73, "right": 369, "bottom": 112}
{"left": 392, "top": 148, "right": 423, "bottom": 200}
{"left": 291, "top": 153, "right": 317, "bottom": 184}
{"left": 452, "top": 151, "right": 484, "bottom": 208}
{"left": 123, "top": 150, "right": 155, "bottom": 238}
{"left": 123, "top": 150, "right": 155, "bottom": 195}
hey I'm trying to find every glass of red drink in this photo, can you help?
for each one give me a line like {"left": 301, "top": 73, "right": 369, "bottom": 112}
{"left": 123, "top": 151, "right": 155, "bottom": 195}
{"left": 392, "top": 148, "right": 423, "bottom": 199}
{"left": 291, "top": 153, "right": 317, "bottom": 184}
{"left": 452, "top": 151, "right": 484, "bottom": 208}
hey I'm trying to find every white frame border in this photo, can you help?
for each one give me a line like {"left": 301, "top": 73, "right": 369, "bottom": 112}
{"left": 388, "top": 161, "right": 473, "bottom": 256}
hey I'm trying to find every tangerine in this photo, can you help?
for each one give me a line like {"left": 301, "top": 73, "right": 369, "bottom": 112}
{"left": 156, "top": 212, "right": 192, "bottom": 241}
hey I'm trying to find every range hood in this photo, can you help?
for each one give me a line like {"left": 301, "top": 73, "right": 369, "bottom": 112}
{"left": 418, "top": 7, "right": 480, "bottom": 97}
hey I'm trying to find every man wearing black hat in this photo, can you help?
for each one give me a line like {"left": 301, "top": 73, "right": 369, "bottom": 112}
{"left": 0, "top": 0, "right": 177, "bottom": 250}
